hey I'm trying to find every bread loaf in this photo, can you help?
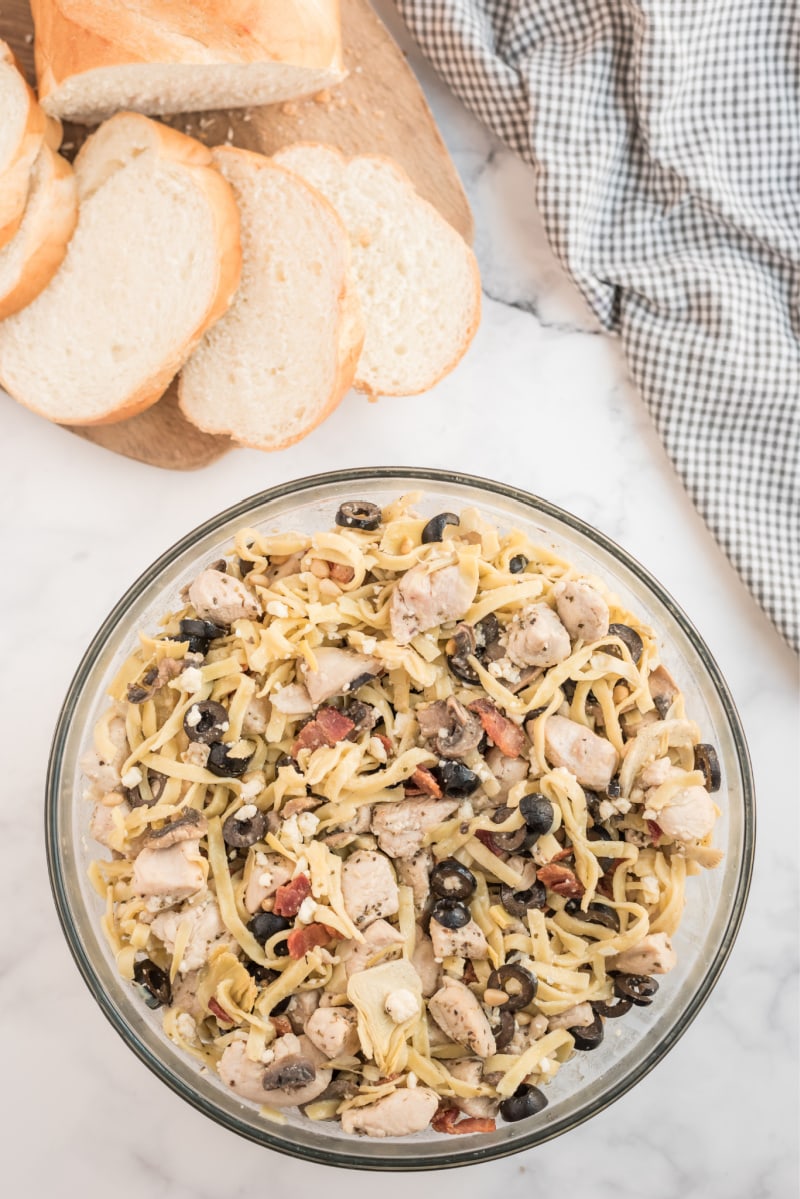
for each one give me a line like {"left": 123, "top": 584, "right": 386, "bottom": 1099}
{"left": 31, "top": 0, "right": 345, "bottom": 124}
{"left": 0, "top": 113, "right": 242, "bottom": 425}
{"left": 179, "top": 146, "right": 363, "bottom": 450}
{"left": 0, "top": 40, "right": 50, "bottom": 249}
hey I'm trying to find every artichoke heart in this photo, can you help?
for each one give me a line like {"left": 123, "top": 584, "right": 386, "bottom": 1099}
{"left": 347, "top": 959, "right": 422, "bottom": 1077}
{"left": 197, "top": 947, "right": 257, "bottom": 1020}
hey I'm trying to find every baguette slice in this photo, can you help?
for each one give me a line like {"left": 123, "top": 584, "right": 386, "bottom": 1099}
{"left": 31, "top": 0, "right": 345, "bottom": 125}
{"left": 0, "top": 144, "right": 78, "bottom": 322}
{"left": 273, "top": 144, "right": 481, "bottom": 396}
{"left": 0, "top": 113, "right": 242, "bottom": 425}
{"left": 0, "top": 40, "right": 49, "bottom": 249}
{"left": 179, "top": 146, "right": 363, "bottom": 451}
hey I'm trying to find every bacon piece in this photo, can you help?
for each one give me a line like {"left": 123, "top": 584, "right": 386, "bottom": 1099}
{"left": 405, "top": 765, "right": 442, "bottom": 799}
{"left": 431, "top": 1106, "right": 496, "bottom": 1135}
{"left": 269, "top": 1015, "right": 292, "bottom": 1036}
{"left": 376, "top": 733, "right": 393, "bottom": 756}
{"left": 287, "top": 922, "right": 337, "bottom": 959}
{"left": 208, "top": 997, "right": 234, "bottom": 1025}
{"left": 291, "top": 706, "right": 356, "bottom": 757}
{"left": 468, "top": 699, "right": 526, "bottom": 758}
{"left": 537, "top": 863, "right": 585, "bottom": 897}
{"left": 273, "top": 873, "right": 312, "bottom": 917}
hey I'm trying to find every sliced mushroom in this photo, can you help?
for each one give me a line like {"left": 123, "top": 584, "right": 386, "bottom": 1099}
{"left": 261, "top": 1034, "right": 332, "bottom": 1107}
{"left": 648, "top": 664, "right": 680, "bottom": 717}
{"left": 416, "top": 696, "right": 483, "bottom": 759}
{"left": 141, "top": 809, "right": 208, "bottom": 850}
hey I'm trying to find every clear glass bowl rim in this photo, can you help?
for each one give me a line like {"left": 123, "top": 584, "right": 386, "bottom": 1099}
{"left": 45, "top": 466, "right": 755, "bottom": 1170}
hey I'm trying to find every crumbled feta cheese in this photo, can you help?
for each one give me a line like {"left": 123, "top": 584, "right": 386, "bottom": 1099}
{"left": 235, "top": 803, "right": 258, "bottom": 822}
{"left": 254, "top": 851, "right": 269, "bottom": 868}
{"left": 639, "top": 874, "right": 660, "bottom": 904}
{"left": 184, "top": 705, "right": 202, "bottom": 728}
{"left": 368, "top": 736, "right": 387, "bottom": 762}
{"left": 293, "top": 856, "right": 309, "bottom": 878}
{"left": 394, "top": 711, "right": 411, "bottom": 736}
{"left": 176, "top": 1013, "right": 197, "bottom": 1041}
{"left": 258, "top": 871, "right": 273, "bottom": 888}
{"left": 261, "top": 1048, "right": 275, "bottom": 1065}
{"left": 458, "top": 800, "right": 474, "bottom": 820}
{"left": 297, "top": 811, "right": 320, "bottom": 838}
{"left": 384, "top": 989, "right": 420, "bottom": 1024}
{"left": 598, "top": 799, "right": 615, "bottom": 821}
{"left": 177, "top": 667, "right": 204, "bottom": 693}
{"left": 121, "top": 766, "right": 142, "bottom": 789}
{"left": 282, "top": 814, "right": 302, "bottom": 847}
{"left": 267, "top": 601, "right": 289, "bottom": 618}
{"left": 361, "top": 637, "right": 377, "bottom": 654}
{"left": 406, "top": 1072, "right": 418, "bottom": 1088}
{"left": 239, "top": 776, "right": 264, "bottom": 803}
{"left": 296, "top": 896, "right": 317, "bottom": 924}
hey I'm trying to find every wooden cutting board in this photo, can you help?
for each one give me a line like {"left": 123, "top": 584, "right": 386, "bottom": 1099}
{"left": 2, "top": 0, "right": 473, "bottom": 470}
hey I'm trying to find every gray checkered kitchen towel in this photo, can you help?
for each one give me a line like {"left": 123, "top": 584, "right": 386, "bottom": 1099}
{"left": 396, "top": 0, "right": 800, "bottom": 651}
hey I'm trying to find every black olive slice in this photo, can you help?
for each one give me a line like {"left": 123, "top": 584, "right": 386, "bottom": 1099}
{"left": 133, "top": 959, "right": 172, "bottom": 1007}
{"left": 694, "top": 743, "right": 721, "bottom": 792}
{"left": 335, "top": 501, "right": 382, "bottom": 531}
{"left": 518, "top": 794, "right": 555, "bottom": 838}
{"left": 222, "top": 808, "right": 269, "bottom": 848}
{"left": 421, "top": 512, "right": 459, "bottom": 543}
{"left": 564, "top": 899, "right": 620, "bottom": 931}
{"left": 492, "top": 1009, "right": 516, "bottom": 1052}
{"left": 508, "top": 555, "right": 529, "bottom": 575}
{"left": 124, "top": 768, "right": 167, "bottom": 808}
{"left": 586, "top": 824, "right": 615, "bottom": 871}
{"left": 488, "top": 806, "right": 528, "bottom": 851}
{"left": 430, "top": 858, "right": 477, "bottom": 900}
{"left": 487, "top": 963, "right": 537, "bottom": 1011}
{"left": 613, "top": 972, "right": 659, "bottom": 1006}
{"left": 605, "top": 775, "right": 621, "bottom": 799}
{"left": 248, "top": 911, "right": 293, "bottom": 945}
{"left": 570, "top": 1013, "right": 605, "bottom": 1050}
{"left": 207, "top": 740, "right": 254, "bottom": 778}
{"left": 499, "top": 881, "right": 547, "bottom": 918}
{"left": 606, "top": 623, "right": 644, "bottom": 662}
{"left": 591, "top": 996, "right": 633, "bottom": 1019}
{"left": 184, "top": 700, "right": 230, "bottom": 744}
{"left": 435, "top": 761, "right": 479, "bottom": 798}
{"left": 499, "top": 1084, "right": 548, "bottom": 1122}
{"left": 173, "top": 617, "right": 229, "bottom": 655}
{"left": 431, "top": 899, "right": 471, "bottom": 929}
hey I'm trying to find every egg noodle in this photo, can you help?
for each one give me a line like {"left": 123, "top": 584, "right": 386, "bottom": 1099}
{"left": 83, "top": 494, "right": 722, "bottom": 1136}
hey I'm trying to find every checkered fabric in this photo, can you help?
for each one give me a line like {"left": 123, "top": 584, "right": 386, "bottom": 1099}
{"left": 396, "top": 0, "right": 800, "bottom": 650}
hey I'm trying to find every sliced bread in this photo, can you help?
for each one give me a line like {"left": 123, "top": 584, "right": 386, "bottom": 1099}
{"left": 0, "top": 40, "right": 49, "bottom": 249}
{"left": 272, "top": 144, "right": 481, "bottom": 396}
{"left": 0, "top": 113, "right": 242, "bottom": 426}
{"left": 0, "top": 144, "right": 78, "bottom": 322}
{"left": 179, "top": 146, "right": 364, "bottom": 451}
{"left": 31, "top": 0, "right": 345, "bottom": 124}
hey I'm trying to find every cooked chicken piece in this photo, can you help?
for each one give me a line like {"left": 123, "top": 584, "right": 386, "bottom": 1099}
{"left": 151, "top": 895, "right": 230, "bottom": 973}
{"left": 505, "top": 603, "right": 571, "bottom": 668}
{"left": 188, "top": 568, "right": 260, "bottom": 624}
{"left": 395, "top": 848, "right": 433, "bottom": 914}
{"left": 285, "top": 988, "right": 321, "bottom": 1035}
{"left": 640, "top": 756, "right": 681, "bottom": 788}
{"left": 89, "top": 798, "right": 130, "bottom": 852}
{"left": 241, "top": 695, "right": 271, "bottom": 735}
{"left": 271, "top": 684, "right": 314, "bottom": 715}
{"left": 553, "top": 579, "right": 610, "bottom": 642}
{"left": 244, "top": 853, "right": 294, "bottom": 914}
{"left": 219, "top": 1035, "right": 331, "bottom": 1108}
{"left": 544, "top": 714, "right": 618, "bottom": 788}
{"left": 341, "top": 850, "right": 399, "bottom": 929}
{"left": 450, "top": 1058, "right": 499, "bottom": 1119}
{"left": 169, "top": 969, "right": 205, "bottom": 1023}
{"left": 608, "top": 932, "right": 677, "bottom": 975}
{"left": 389, "top": 561, "right": 477, "bottom": 645}
{"left": 485, "top": 746, "right": 529, "bottom": 801}
{"left": 371, "top": 797, "right": 459, "bottom": 859}
{"left": 80, "top": 716, "right": 128, "bottom": 792}
{"left": 429, "top": 917, "right": 489, "bottom": 961}
{"left": 301, "top": 647, "right": 380, "bottom": 706}
{"left": 344, "top": 918, "right": 405, "bottom": 977}
{"left": 652, "top": 785, "right": 716, "bottom": 843}
{"left": 411, "top": 933, "right": 441, "bottom": 997}
{"left": 131, "top": 839, "right": 207, "bottom": 901}
{"left": 547, "top": 1001, "right": 596, "bottom": 1031}
{"left": 341, "top": 1087, "right": 439, "bottom": 1137}
{"left": 305, "top": 1005, "right": 360, "bottom": 1059}
{"left": 428, "top": 978, "right": 496, "bottom": 1058}
{"left": 218, "top": 1039, "right": 273, "bottom": 1104}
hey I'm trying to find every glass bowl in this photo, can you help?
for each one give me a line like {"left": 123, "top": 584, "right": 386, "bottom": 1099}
{"left": 46, "top": 467, "right": 754, "bottom": 1170}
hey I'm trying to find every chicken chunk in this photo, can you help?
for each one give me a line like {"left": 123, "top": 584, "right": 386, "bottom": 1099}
{"left": 341, "top": 1087, "right": 439, "bottom": 1138}
{"left": 271, "top": 684, "right": 314, "bottom": 716}
{"left": 505, "top": 603, "right": 571, "bottom": 668}
{"left": 169, "top": 969, "right": 205, "bottom": 1023}
{"left": 389, "top": 561, "right": 477, "bottom": 645}
{"left": 244, "top": 853, "right": 294, "bottom": 914}
{"left": 608, "top": 932, "right": 677, "bottom": 975}
{"left": 80, "top": 716, "right": 128, "bottom": 793}
{"left": 305, "top": 1006, "right": 360, "bottom": 1059}
{"left": 344, "top": 918, "right": 405, "bottom": 977}
{"left": 188, "top": 568, "right": 260, "bottom": 625}
{"left": 341, "top": 850, "right": 399, "bottom": 929}
{"left": 652, "top": 785, "right": 716, "bottom": 843}
{"left": 428, "top": 978, "right": 496, "bottom": 1058}
{"left": 131, "top": 839, "right": 207, "bottom": 901}
{"left": 301, "top": 647, "right": 380, "bottom": 706}
{"left": 89, "top": 799, "right": 130, "bottom": 853}
{"left": 411, "top": 933, "right": 441, "bottom": 997}
{"left": 544, "top": 714, "right": 618, "bottom": 788}
{"left": 395, "top": 849, "right": 433, "bottom": 914}
{"left": 429, "top": 918, "right": 489, "bottom": 962}
{"left": 547, "top": 1001, "right": 596, "bottom": 1031}
{"left": 241, "top": 695, "right": 271, "bottom": 735}
{"left": 553, "top": 580, "right": 610, "bottom": 642}
{"left": 485, "top": 746, "right": 529, "bottom": 802}
{"left": 218, "top": 1039, "right": 273, "bottom": 1105}
{"left": 449, "top": 1058, "right": 499, "bottom": 1119}
{"left": 371, "top": 798, "right": 459, "bottom": 859}
{"left": 151, "top": 895, "right": 230, "bottom": 973}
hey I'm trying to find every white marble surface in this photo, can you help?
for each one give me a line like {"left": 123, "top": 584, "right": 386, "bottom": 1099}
{"left": 1, "top": 4, "right": 797, "bottom": 1194}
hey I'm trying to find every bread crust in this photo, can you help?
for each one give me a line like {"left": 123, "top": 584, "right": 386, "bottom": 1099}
{"left": 0, "top": 41, "right": 49, "bottom": 249}
{"left": 0, "top": 145, "right": 78, "bottom": 322}
{"left": 0, "top": 113, "right": 243, "bottom": 427}
{"left": 31, "top": 0, "right": 344, "bottom": 120}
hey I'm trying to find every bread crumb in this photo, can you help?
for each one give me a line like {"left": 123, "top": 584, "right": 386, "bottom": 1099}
{"left": 314, "top": 89, "right": 333, "bottom": 105}
{"left": 281, "top": 102, "right": 299, "bottom": 116}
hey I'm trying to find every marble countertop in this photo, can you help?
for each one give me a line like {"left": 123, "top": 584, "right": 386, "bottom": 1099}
{"left": 1, "top": 4, "right": 797, "bottom": 1195}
